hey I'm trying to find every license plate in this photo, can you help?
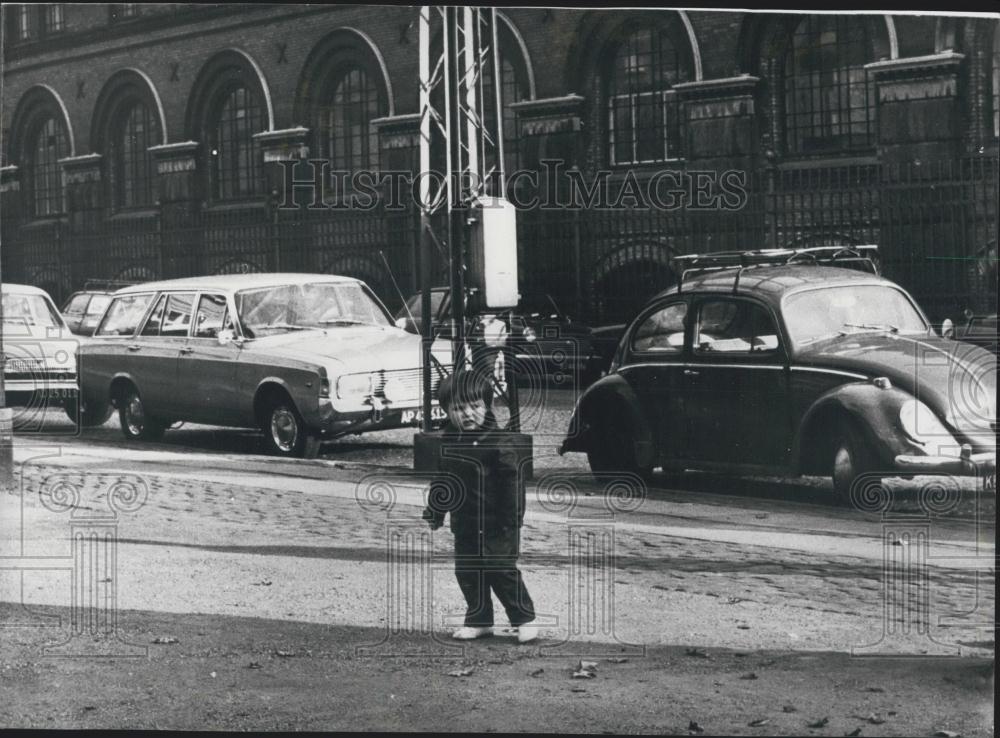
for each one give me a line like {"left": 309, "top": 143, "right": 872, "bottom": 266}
{"left": 41, "top": 388, "right": 77, "bottom": 399}
{"left": 400, "top": 406, "right": 447, "bottom": 425}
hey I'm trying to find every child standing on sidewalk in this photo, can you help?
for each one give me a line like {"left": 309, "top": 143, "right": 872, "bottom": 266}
{"left": 423, "top": 370, "right": 538, "bottom": 642}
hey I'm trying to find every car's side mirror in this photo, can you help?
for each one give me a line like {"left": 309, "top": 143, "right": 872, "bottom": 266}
{"left": 395, "top": 317, "right": 408, "bottom": 329}
{"left": 395, "top": 316, "right": 418, "bottom": 333}
{"left": 941, "top": 318, "right": 955, "bottom": 339}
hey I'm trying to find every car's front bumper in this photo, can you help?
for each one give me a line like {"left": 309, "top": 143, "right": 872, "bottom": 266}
{"left": 3, "top": 380, "right": 78, "bottom": 404}
{"left": 894, "top": 446, "right": 996, "bottom": 478}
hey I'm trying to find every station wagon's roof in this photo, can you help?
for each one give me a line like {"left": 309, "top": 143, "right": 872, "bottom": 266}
{"left": 113, "top": 272, "right": 362, "bottom": 295}
{"left": 1, "top": 283, "right": 51, "bottom": 297}
{"left": 653, "top": 265, "right": 894, "bottom": 305}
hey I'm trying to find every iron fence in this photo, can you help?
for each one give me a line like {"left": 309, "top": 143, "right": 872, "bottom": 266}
{"left": 2, "top": 155, "right": 996, "bottom": 323}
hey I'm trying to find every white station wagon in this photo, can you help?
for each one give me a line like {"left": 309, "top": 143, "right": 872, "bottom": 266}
{"left": 79, "top": 273, "right": 452, "bottom": 457}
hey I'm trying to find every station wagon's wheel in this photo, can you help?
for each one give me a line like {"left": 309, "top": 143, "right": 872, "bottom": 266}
{"left": 64, "top": 397, "right": 113, "bottom": 427}
{"left": 262, "top": 396, "right": 321, "bottom": 459}
{"left": 831, "top": 419, "right": 881, "bottom": 508}
{"left": 118, "top": 386, "right": 166, "bottom": 441}
{"left": 586, "top": 412, "right": 653, "bottom": 480}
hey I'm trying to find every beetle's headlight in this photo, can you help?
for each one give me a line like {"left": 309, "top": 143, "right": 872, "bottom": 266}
{"left": 523, "top": 327, "right": 537, "bottom": 343}
{"left": 337, "top": 372, "right": 373, "bottom": 399}
{"left": 899, "top": 399, "right": 954, "bottom": 454}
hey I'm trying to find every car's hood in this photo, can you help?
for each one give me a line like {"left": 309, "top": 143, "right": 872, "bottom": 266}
{"left": 1, "top": 324, "right": 80, "bottom": 371}
{"left": 242, "top": 325, "right": 452, "bottom": 374}
{"left": 800, "top": 333, "right": 997, "bottom": 434}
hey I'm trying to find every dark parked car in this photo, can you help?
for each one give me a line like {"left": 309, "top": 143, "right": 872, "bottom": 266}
{"left": 942, "top": 311, "right": 999, "bottom": 358}
{"left": 62, "top": 281, "right": 132, "bottom": 336}
{"left": 395, "top": 288, "right": 603, "bottom": 384}
{"left": 560, "top": 248, "right": 996, "bottom": 503}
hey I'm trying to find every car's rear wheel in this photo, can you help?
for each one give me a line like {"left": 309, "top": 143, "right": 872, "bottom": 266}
{"left": 831, "top": 419, "right": 881, "bottom": 507}
{"left": 118, "top": 386, "right": 166, "bottom": 441}
{"left": 261, "top": 396, "right": 320, "bottom": 459}
{"left": 64, "top": 397, "right": 113, "bottom": 427}
{"left": 586, "top": 412, "right": 653, "bottom": 479}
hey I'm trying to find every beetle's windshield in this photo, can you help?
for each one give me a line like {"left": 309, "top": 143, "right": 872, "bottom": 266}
{"left": 235, "top": 282, "right": 392, "bottom": 337}
{"left": 784, "top": 285, "right": 928, "bottom": 348}
{"left": 2, "top": 292, "right": 63, "bottom": 330}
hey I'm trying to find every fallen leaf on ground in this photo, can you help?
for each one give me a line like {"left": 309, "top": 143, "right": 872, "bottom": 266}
{"left": 251, "top": 580, "right": 272, "bottom": 586}
{"left": 726, "top": 597, "right": 744, "bottom": 605}
{"left": 845, "top": 729, "right": 862, "bottom": 737}
{"left": 737, "top": 624, "right": 751, "bottom": 630}
{"left": 933, "top": 731, "right": 961, "bottom": 738}
{"left": 864, "top": 686, "right": 885, "bottom": 693}
{"left": 748, "top": 718, "right": 769, "bottom": 727}
{"left": 606, "top": 657, "right": 629, "bottom": 663}
{"left": 688, "top": 721, "right": 704, "bottom": 734}
{"left": 275, "top": 650, "right": 295, "bottom": 657}
{"left": 578, "top": 660, "right": 599, "bottom": 671}
{"left": 448, "top": 667, "right": 474, "bottom": 677}
{"left": 571, "top": 686, "right": 586, "bottom": 693}
{"left": 209, "top": 672, "right": 217, "bottom": 679}
{"left": 685, "top": 648, "right": 710, "bottom": 659}
{"left": 529, "top": 668, "right": 544, "bottom": 677}
{"left": 152, "top": 636, "right": 178, "bottom": 644}
{"left": 82, "top": 706, "right": 96, "bottom": 712}
{"left": 865, "top": 714, "right": 885, "bottom": 725}
{"left": 571, "top": 670, "right": 596, "bottom": 679}
{"left": 782, "top": 705, "right": 798, "bottom": 713}
{"left": 247, "top": 662, "right": 262, "bottom": 670}
{"left": 808, "top": 717, "right": 829, "bottom": 728}
{"left": 740, "top": 672, "right": 758, "bottom": 680}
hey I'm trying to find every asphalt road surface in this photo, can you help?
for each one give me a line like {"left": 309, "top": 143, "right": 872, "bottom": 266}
{"left": 1, "top": 389, "right": 994, "bottom": 732}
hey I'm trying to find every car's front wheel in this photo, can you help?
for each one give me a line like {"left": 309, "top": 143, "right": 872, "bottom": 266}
{"left": 118, "top": 386, "right": 166, "bottom": 441}
{"left": 831, "top": 419, "right": 881, "bottom": 507}
{"left": 261, "top": 396, "right": 321, "bottom": 459}
{"left": 586, "top": 412, "right": 653, "bottom": 479}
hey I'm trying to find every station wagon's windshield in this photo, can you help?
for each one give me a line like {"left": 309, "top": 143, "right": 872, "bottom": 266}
{"left": 235, "top": 281, "right": 392, "bottom": 337}
{"left": 783, "top": 285, "right": 928, "bottom": 348}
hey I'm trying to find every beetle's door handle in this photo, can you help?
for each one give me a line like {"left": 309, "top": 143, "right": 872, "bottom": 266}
{"left": 179, "top": 347, "right": 194, "bottom": 355}
{"left": 127, "top": 344, "right": 141, "bottom": 352}
{"left": 683, "top": 368, "right": 700, "bottom": 377}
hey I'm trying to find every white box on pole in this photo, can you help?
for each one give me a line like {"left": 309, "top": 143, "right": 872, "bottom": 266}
{"left": 468, "top": 195, "right": 518, "bottom": 310}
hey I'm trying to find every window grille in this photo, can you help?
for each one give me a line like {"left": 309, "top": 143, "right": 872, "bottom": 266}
{"left": 43, "top": 4, "right": 64, "bottom": 34}
{"left": 210, "top": 86, "right": 266, "bottom": 200}
{"left": 321, "top": 66, "right": 380, "bottom": 175}
{"left": 28, "top": 117, "right": 66, "bottom": 217}
{"left": 110, "top": 101, "right": 159, "bottom": 209}
{"left": 783, "top": 16, "right": 875, "bottom": 155}
{"left": 608, "top": 27, "right": 686, "bottom": 165}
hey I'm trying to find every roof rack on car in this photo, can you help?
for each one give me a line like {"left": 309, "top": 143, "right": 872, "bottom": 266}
{"left": 673, "top": 245, "right": 880, "bottom": 294}
{"left": 82, "top": 278, "right": 139, "bottom": 291}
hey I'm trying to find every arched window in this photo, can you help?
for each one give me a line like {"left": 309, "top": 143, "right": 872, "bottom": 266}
{"left": 108, "top": 100, "right": 159, "bottom": 209}
{"left": 783, "top": 16, "right": 875, "bottom": 155}
{"left": 482, "top": 41, "right": 530, "bottom": 176}
{"left": 209, "top": 85, "right": 266, "bottom": 200}
{"left": 319, "top": 65, "right": 381, "bottom": 174}
{"left": 607, "top": 27, "right": 689, "bottom": 166}
{"left": 25, "top": 116, "right": 67, "bottom": 217}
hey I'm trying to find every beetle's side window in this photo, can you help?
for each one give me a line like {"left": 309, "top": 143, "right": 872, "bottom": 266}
{"left": 139, "top": 294, "right": 167, "bottom": 336}
{"left": 95, "top": 294, "right": 153, "bottom": 337}
{"left": 695, "top": 299, "right": 779, "bottom": 354}
{"left": 193, "top": 294, "right": 231, "bottom": 339}
{"left": 632, "top": 302, "right": 687, "bottom": 353}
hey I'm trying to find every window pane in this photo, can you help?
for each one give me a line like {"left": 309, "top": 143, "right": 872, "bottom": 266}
{"left": 140, "top": 294, "right": 167, "bottom": 336}
{"left": 696, "top": 300, "right": 779, "bottom": 354}
{"left": 29, "top": 117, "right": 66, "bottom": 217}
{"left": 323, "top": 66, "right": 380, "bottom": 178}
{"left": 632, "top": 302, "right": 687, "bottom": 353}
{"left": 785, "top": 16, "right": 874, "bottom": 154}
{"left": 194, "top": 294, "right": 229, "bottom": 338}
{"left": 212, "top": 86, "right": 265, "bottom": 200}
{"left": 112, "top": 101, "right": 159, "bottom": 208}
{"left": 161, "top": 293, "right": 195, "bottom": 337}
{"left": 608, "top": 27, "right": 688, "bottom": 164}
{"left": 97, "top": 294, "right": 153, "bottom": 336}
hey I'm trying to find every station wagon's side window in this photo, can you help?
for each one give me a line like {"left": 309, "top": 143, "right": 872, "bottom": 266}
{"left": 193, "top": 294, "right": 231, "bottom": 339}
{"left": 140, "top": 294, "right": 167, "bottom": 336}
{"left": 632, "top": 301, "right": 687, "bottom": 353}
{"left": 160, "top": 293, "right": 196, "bottom": 337}
{"left": 695, "top": 299, "right": 780, "bottom": 354}
{"left": 64, "top": 294, "right": 89, "bottom": 315}
{"left": 95, "top": 293, "right": 154, "bottom": 337}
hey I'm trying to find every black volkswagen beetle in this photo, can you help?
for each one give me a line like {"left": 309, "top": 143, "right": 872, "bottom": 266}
{"left": 559, "top": 249, "right": 996, "bottom": 503}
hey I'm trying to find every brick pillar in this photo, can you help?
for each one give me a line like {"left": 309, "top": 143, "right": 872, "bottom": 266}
{"left": 149, "top": 141, "right": 201, "bottom": 278}
{"left": 59, "top": 155, "right": 103, "bottom": 287}
{"left": 253, "top": 127, "right": 311, "bottom": 271}
{"left": 675, "top": 75, "right": 762, "bottom": 253}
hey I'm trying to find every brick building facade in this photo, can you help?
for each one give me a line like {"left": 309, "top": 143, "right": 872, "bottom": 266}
{"left": 1, "top": 5, "right": 998, "bottom": 323}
